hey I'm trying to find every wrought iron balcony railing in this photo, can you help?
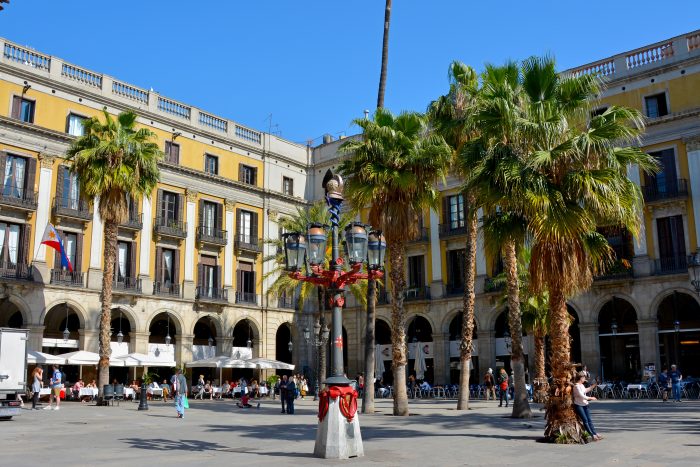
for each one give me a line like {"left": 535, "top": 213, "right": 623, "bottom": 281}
{"left": 197, "top": 225, "right": 227, "bottom": 246}
{"left": 153, "top": 217, "right": 187, "bottom": 239}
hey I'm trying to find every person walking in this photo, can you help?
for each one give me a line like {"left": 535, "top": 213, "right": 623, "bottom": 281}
{"left": 171, "top": 368, "right": 188, "bottom": 419}
{"left": 658, "top": 368, "right": 669, "bottom": 402}
{"left": 670, "top": 365, "right": 683, "bottom": 402}
{"left": 31, "top": 367, "right": 43, "bottom": 410}
{"left": 484, "top": 369, "right": 496, "bottom": 401}
{"left": 279, "top": 375, "right": 288, "bottom": 413}
{"left": 498, "top": 368, "right": 509, "bottom": 408}
{"left": 573, "top": 371, "right": 602, "bottom": 441}
{"left": 286, "top": 375, "right": 296, "bottom": 414}
{"left": 44, "top": 365, "right": 62, "bottom": 410}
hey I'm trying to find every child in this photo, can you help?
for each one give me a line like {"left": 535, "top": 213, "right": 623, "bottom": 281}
{"left": 237, "top": 392, "right": 260, "bottom": 409}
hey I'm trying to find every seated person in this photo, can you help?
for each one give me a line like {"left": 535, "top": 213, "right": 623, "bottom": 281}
{"left": 161, "top": 379, "right": 171, "bottom": 402}
{"left": 71, "top": 379, "right": 84, "bottom": 400}
{"left": 236, "top": 392, "right": 259, "bottom": 408}
{"left": 128, "top": 380, "right": 140, "bottom": 399}
{"left": 147, "top": 381, "right": 160, "bottom": 400}
{"left": 420, "top": 380, "right": 431, "bottom": 391}
{"left": 223, "top": 380, "right": 231, "bottom": 398}
{"left": 204, "top": 381, "right": 213, "bottom": 400}
{"left": 376, "top": 378, "right": 389, "bottom": 398}
{"left": 87, "top": 379, "right": 97, "bottom": 388}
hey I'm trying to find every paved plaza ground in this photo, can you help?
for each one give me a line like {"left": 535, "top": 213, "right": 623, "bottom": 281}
{"left": 3, "top": 396, "right": 699, "bottom": 466}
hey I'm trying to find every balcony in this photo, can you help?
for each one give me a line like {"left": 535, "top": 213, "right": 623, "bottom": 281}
{"left": 404, "top": 286, "right": 430, "bottom": 302}
{"left": 153, "top": 281, "right": 180, "bottom": 297}
{"left": 197, "top": 225, "right": 227, "bottom": 247}
{"left": 408, "top": 227, "right": 430, "bottom": 244}
{"left": 235, "top": 291, "right": 258, "bottom": 305}
{"left": 53, "top": 196, "right": 91, "bottom": 222}
{"left": 594, "top": 259, "right": 634, "bottom": 281}
{"left": 196, "top": 286, "right": 228, "bottom": 303}
{"left": 277, "top": 295, "right": 296, "bottom": 309}
{"left": 234, "top": 234, "right": 263, "bottom": 254}
{"left": 50, "top": 269, "right": 84, "bottom": 287}
{"left": 114, "top": 277, "right": 142, "bottom": 294}
{"left": 439, "top": 223, "right": 467, "bottom": 239}
{"left": 153, "top": 217, "right": 187, "bottom": 239}
{"left": 654, "top": 255, "right": 688, "bottom": 275}
{"left": 0, "top": 261, "right": 32, "bottom": 281}
{"left": 0, "top": 185, "right": 38, "bottom": 212}
{"left": 642, "top": 179, "right": 688, "bottom": 203}
{"left": 119, "top": 212, "right": 143, "bottom": 232}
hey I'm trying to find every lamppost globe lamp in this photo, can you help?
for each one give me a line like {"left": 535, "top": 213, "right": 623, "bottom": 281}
{"left": 367, "top": 230, "right": 387, "bottom": 270}
{"left": 283, "top": 232, "right": 307, "bottom": 272}
{"left": 117, "top": 330, "right": 124, "bottom": 344}
{"left": 674, "top": 320, "right": 681, "bottom": 333}
{"left": 314, "top": 321, "right": 321, "bottom": 339}
{"left": 307, "top": 223, "right": 327, "bottom": 266}
{"left": 288, "top": 340, "right": 293, "bottom": 353}
{"left": 246, "top": 338, "right": 252, "bottom": 349}
{"left": 304, "top": 327, "right": 311, "bottom": 341}
{"left": 344, "top": 223, "right": 368, "bottom": 265}
{"left": 611, "top": 319, "right": 618, "bottom": 336}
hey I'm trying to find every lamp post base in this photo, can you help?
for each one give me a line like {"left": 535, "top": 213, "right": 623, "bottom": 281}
{"left": 314, "top": 387, "right": 364, "bottom": 459}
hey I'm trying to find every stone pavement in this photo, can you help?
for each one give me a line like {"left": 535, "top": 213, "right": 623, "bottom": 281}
{"left": 3, "top": 397, "right": 699, "bottom": 466}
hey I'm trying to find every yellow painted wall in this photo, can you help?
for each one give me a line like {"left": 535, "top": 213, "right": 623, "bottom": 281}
{"left": 600, "top": 74, "right": 700, "bottom": 114}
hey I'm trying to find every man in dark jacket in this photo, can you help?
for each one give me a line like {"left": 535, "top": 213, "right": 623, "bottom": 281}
{"left": 286, "top": 376, "right": 296, "bottom": 414}
{"left": 279, "top": 375, "right": 288, "bottom": 413}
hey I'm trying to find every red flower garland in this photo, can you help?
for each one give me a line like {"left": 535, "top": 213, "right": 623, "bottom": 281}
{"left": 318, "top": 386, "right": 358, "bottom": 423}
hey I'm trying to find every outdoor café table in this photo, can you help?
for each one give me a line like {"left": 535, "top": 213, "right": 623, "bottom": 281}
{"left": 79, "top": 387, "right": 98, "bottom": 400}
{"left": 212, "top": 387, "right": 222, "bottom": 399}
{"left": 259, "top": 386, "right": 269, "bottom": 396}
{"left": 626, "top": 383, "right": 647, "bottom": 398}
{"left": 124, "top": 387, "right": 135, "bottom": 400}
{"left": 147, "top": 388, "right": 163, "bottom": 399}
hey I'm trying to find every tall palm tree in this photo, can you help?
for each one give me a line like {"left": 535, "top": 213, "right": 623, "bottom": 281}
{"left": 516, "top": 57, "right": 657, "bottom": 442}
{"left": 376, "top": 0, "right": 392, "bottom": 109}
{"left": 428, "top": 61, "right": 479, "bottom": 410}
{"left": 66, "top": 109, "right": 162, "bottom": 393}
{"left": 340, "top": 109, "right": 451, "bottom": 416}
{"left": 263, "top": 202, "right": 365, "bottom": 393}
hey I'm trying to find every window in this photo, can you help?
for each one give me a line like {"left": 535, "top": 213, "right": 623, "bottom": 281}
{"left": 2, "top": 154, "right": 27, "bottom": 198}
{"left": 590, "top": 106, "right": 608, "bottom": 118}
{"left": 63, "top": 233, "right": 77, "bottom": 271}
{"left": 239, "top": 164, "right": 257, "bottom": 185}
{"left": 408, "top": 255, "right": 425, "bottom": 288}
{"left": 60, "top": 166, "right": 80, "bottom": 209}
{"left": 116, "top": 241, "right": 131, "bottom": 281}
{"left": 67, "top": 114, "right": 86, "bottom": 137}
{"left": 204, "top": 154, "right": 218, "bottom": 175}
{"left": 446, "top": 249, "right": 466, "bottom": 293}
{"left": 645, "top": 149, "right": 677, "bottom": 195}
{"left": 0, "top": 222, "right": 21, "bottom": 265}
{"left": 161, "top": 192, "right": 178, "bottom": 222}
{"left": 237, "top": 261, "right": 256, "bottom": 302}
{"left": 657, "top": 215, "right": 685, "bottom": 260}
{"left": 165, "top": 141, "right": 180, "bottom": 164}
{"left": 240, "top": 210, "right": 252, "bottom": 242}
{"left": 11, "top": 96, "right": 34, "bottom": 123}
{"left": 447, "top": 194, "right": 465, "bottom": 230}
{"left": 199, "top": 255, "right": 218, "bottom": 296}
{"left": 202, "top": 201, "right": 216, "bottom": 235}
{"left": 161, "top": 249, "right": 175, "bottom": 287}
{"left": 644, "top": 93, "right": 669, "bottom": 118}
{"left": 597, "top": 226, "right": 633, "bottom": 261}
{"left": 282, "top": 176, "right": 294, "bottom": 196}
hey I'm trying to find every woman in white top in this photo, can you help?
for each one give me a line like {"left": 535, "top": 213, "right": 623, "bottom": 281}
{"left": 573, "top": 371, "right": 602, "bottom": 441}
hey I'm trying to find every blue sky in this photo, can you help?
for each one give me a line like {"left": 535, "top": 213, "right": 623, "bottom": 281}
{"left": 1, "top": 1, "right": 698, "bottom": 145}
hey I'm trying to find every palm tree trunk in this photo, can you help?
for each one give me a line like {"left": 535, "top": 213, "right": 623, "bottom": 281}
{"left": 362, "top": 278, "right": 377, "bottom": 413}
{"left": 533, "top": 328, "right": 548, "bottom": 403}
{"left": 388, "top": 242, "right": 409, "bottom": 416}
{"left": 98, "top": 220, "right": 118, "bottom": 397}
{"left": 376, "top": 0, "right": 392, "bottom": 108}
{"left": 504, "top": 240, "right": 531, "bottom": 418}
{"left": 543, "top": 285, "right": 583, "bottom": 442}
{"left": 457, "top": 209, "right": 477, "bottom": 410}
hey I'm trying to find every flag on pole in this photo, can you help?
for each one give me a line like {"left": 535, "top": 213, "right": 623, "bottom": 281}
{"left": 40, "top": 223, "right": 73, "bottom": 272}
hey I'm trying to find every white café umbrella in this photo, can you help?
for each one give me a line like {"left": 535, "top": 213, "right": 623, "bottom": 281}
{"left": 56, "top": 350, "right": 125, "bottom": 366}
{"left": 414, "top": 343, "right": 427, "bottom": 381}
{"left": 375, "top": 345, "right": 385, "bottom": 378}
{"left": 116, "top": 352, "right": 176, "bottom": 367}
{"left": 245, "top": 357, "right": 295, "bottom": 370}
{"left": 27, "top": 350, "right": 64, "bottom": 365}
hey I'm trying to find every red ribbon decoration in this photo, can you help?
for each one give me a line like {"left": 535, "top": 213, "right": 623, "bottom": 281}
{"left": 317, "top": 386, "right": 358, "bottom": 423}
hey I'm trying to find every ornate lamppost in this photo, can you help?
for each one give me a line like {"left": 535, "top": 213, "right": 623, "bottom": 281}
{"left": 282, "top": 170, "right": 385, "bottom": 459}
{"left": 304, "top": 321, "right": 330, "bottom": 401}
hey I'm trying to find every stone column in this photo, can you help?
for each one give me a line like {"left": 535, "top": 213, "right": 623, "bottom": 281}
{"left": 131, "top": 331, "right": 150, "bottom": 355}
{"left": 431, "top": 332, "right": 449, "bottom": 385}
{"left": 183, "top": 190, "right": 197, "bottom": 300}
{"left": 31, "top": 154, "right": 56, "bottom": 284}
{"left": 139, "top": 195, "right": 154, "bottom": 293}
{"left": 478, "top": 330, "right": 496, "bottom": 373}
{"left": 27, "top": 325, "right": 45, "bottom": 352}
{"left": 178, "top": 334, "right": 194, "bottom": 365}
{"left": 428, "top": 209, "right": 444, "bottom": 298}
{"left": 627, "top": 163, "right": 652, "bottom": 276}
{"left": 87, "top": 196, "right": 104, "bottom": 289}
{"left": 637, "top": 319, "right": 660, "bottom": 377}
{"left": 686, "top": 139, "right": 700, "bottom": 252}
{"left": 224, "top": 199, "right": 236, "bottom": 303}
{"left": 579, "top": 323, "right": 601, "bottom": 379}
{"left": 220, "top": 336, "right": 234, "bottom": 357}
{"left": 79, "top": 329, "right": 99, "bottom": 353}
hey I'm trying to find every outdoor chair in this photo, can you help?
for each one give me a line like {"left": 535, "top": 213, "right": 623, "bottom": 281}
{"left": 102, "top": 385, "right": 115, "bottom": 406}
{"left": 113, "top": 384, "right": 124, "bottom": 406}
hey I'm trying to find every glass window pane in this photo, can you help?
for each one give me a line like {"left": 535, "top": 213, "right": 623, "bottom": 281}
{"left": 242, "top": 212, "right": 251, "bottom": 242}
{"left": 64, "top": 233, "right": 76, "bottom": 270}
{"left": 117, "top": 242, "right": 128, "bottom": 280}
{"left": 163, "top": 250, "right": 173, "bottom": 286}
{"left": 68, "top": 114, "right": 85, "bottom": 137}
{"left": 0, "top": 223, "right": 6, "bottom": 263}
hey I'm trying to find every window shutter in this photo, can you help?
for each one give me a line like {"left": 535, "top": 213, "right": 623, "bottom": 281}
{"left": 173, "top": 248, "right": 180, "bottom": 286}
{"left": 442, "top": 196, "right": 449, "bottom": 225}
{"left": 75, "top": 233, "right": 84, "bottom": 273}
{"left": 238, "top": 164, "right": 243, "bottom": 182}
{"left": 130, "top": 241, "right": 137, "bottom": 278}
{"left": 672, "top": 215, "right": 686, "bottom": 257}
{"left": 198, "top": 199, "right": 204, "bottom": 229}
{"left": 177, "top": 193, "right": 184, "bottom": 223}
{"left": 251, "top": 212, "right": 259, "bottom": 244}
{"left": 236, "top": 208, "right": 241, "bottom": 242}
{"left": 251, "top": 270, "right": 257, "bottom": 295}
{"left": 236, "top": 267, "right": 241, "bottom": 294}
{"left": 197, "top": 262, "right": 203, "bottom": 289}
{"left": 216, "top": 265, "right": 222, "bottom": 289}
{"left": 156, "top": 189, "right": 163, "bottom": 222}
{"left": 253, "top": 168, "right": 257, "bottom": 186}
{"left": 24, "top": 157, "right": 37, "bottom": 198}
{"left": 11, "top": 96, "right": 21, "bottom": 119}
{"left": 173, "top": 143, "right": 180, "bottom": 165}
{"left": 216, "top": 203, "right": 223, "bottom": 230}
{"left": 53, "top": 229, "right": 62, "bottom": 269}
{"left": 19, "top": 223, "right": 31, "bottom": 266}
{"left": 155, "top": 247, "right": 163, "bottom": 284}
{"left": 56, "top": 166, "right": 66, "bottom": 200}
{"left": 0, "top": 152, "right": 7, "bottom": 186}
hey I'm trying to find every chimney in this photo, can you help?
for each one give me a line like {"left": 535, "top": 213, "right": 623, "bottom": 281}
{"left": 322, "top": 134, "right": 334, "bottom": 144}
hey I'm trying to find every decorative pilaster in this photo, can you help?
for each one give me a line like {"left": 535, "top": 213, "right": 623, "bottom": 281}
{"left": 627, "top": 163, "right": 652, "bottom": 276}
{"left": 224, "top": 198, "right": 235, "bottom": 303}
{"left": 139, "top": 195, "right": 154, "bottom": 293}
{"left": 178, "top": 334, "right": 195, "bottom": 365}
{"left": 87, "top": 196, "right": 104, "bottom": 290}
{"left": 32, "top": 154, "right": 58, "bottom": 284}
{"left": 431, "top": 332, "right": 449, "bottom": 385}
{"left": 637, "top": 319, "right": 660, "bottom": 379}
{"left": 428, "top": 208, "right": 444, "bottom": 298}
{"left": 685, "top": 138, "right": 700, "bottom": 253}
{"left": 183, "top": 190, "right": 198, "bottom": 300}
{"left": 131, "top": 331, "right": 151, "bottom": 355}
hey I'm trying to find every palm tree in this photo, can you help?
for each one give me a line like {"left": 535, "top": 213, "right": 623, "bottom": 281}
{"left": 66, "top": 109, "right": 162, "bottom": 394}
{"left": 340, "top": 108, "right": 451, "bottom": 416}
{"left": 515, "top": 57, "right": 657, "bottom": 442}
{"left": 376, "top": 0, "right": 392, "bottom": 108}
{"left": 428, "top": 61, "right": 479, "bottom": 410}
{"left": 263, "top": 202, "right": 365, "bottom": 393}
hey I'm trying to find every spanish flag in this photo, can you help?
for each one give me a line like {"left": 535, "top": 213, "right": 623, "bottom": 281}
{"left": 40, "top": 223, "right": 73, "bottom": 272}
